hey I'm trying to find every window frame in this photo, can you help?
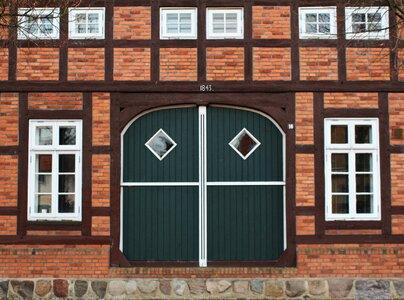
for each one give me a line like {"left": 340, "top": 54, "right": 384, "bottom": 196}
{"left": 324, "top": 118, "right": 380, "bottom": 221}
{"left": 345, "top": 7, "right": 389, "bottom": 40}
{"left": 28, "top": 120, "right": 82, "bottom": 221}
{"left": 298, "top": 7, "right": 337, "bottom": 39}
{"left": 17, "top": 8, "right": 60, "bottom": 40}
{"left": 160, "top": 8, "right": 197, "bottom": 40}
{"left": 206, "top": 8, "right": 244, "bottom": 39}
{"left": 68, "top": 7, "right": 105, "bottom": 40}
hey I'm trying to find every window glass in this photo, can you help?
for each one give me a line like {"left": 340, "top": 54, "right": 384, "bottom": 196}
{"left": 331, "top": 125, "right": 348, "bottom": 144}
{"left": 207, "top": 8, "right": 243, "bottom": 39}
{"left": 18, "top": 8, "right": 60, "bottom": 39}
{"left": 346, "top": 7, "right": 389, "bottom": 39}
{"left": 69, "top": 8, "right": 105, "bottom": 39}
{"left": 299, "top": 7, "right": 336, "bottom": 39}
{"left": 160, "top": 8, "right": 197, "bottom": 39}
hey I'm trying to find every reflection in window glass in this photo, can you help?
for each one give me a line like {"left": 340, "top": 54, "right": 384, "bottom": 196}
{"left": 146, "top": 129, "right": 177, "bottom": 160}
{"left": 355, "top": 125, "right": 372, "bottom": 144}
{"left": 59, "top": 127, "right": 76, "bottom": 145}
{"left": 36, "top": 127, "right": 52, "bottom": 145}
{"left": 332, "top": 195, "right": 349, "bottom": 214}
{"left": 332, "top": 153, "right": 348, "bottom": 172}
{"left": 331, "top": 125, "right": 348, "bottom": 144}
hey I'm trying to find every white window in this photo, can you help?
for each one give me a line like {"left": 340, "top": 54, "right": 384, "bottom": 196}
{"left": 68, "top": 8, "right": 105, "bottom": 39}
{"left": 160, "top": 8, "right": 197, "bottom": 39}
{"left": 18, "top": 8, "right": 60, "bottom": 40}
{"left": 345, "top": 7, "right": 389, "bottom": 39}
{"left": 325, "top": 119, "right": 380, "bottom": 221}
{"left": 299, "top": 7, "right": 337, "bottom": 39}
{"left": 206, "top": 8, "right": 243, "bottom": 39}
{"left": 28, "top": 120, "right": 82, "bottom": 221}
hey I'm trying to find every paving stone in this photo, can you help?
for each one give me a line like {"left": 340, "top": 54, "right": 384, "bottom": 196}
{"left": 137, "top": 280, "right": 157, "bottom": 294}
{"left": 91, "top": 281, "right": 107, "bottom": 298}
{"left": 11, "top": 280, "right": 34, "bottom": 299}
{"left": 265, "top": 280, "right": 284, "bottom": 298}
{"left": 233, "top": 281, "right": 249, "bottom": 295}
{"left": 0, "top": 281, "right": 8, "bottom": 299}
{"left": 328, "top": 279, "right": 353, "bottom": 298}
{"left": 35, "top": 280, "right": 52, "bottom": 297}
{"left": 206, "top": 280, "right": 231, "bottom": 294}
{"left": 126, "top": 280, "right": 137, "bottom": 295}
{"left": 53, "top": 279, "right": 69, "bottom": 298}
{"left": 159, "top": 280, "right": 171, "bottom": 295}
{"left": 286, "top": 280, "right": 306, "bottom": 297}
{"left": 394, "top": 280, "right": 404, "bottom": 297}
{"left": 74, "top": 280, "right": 88, "bottom": 298}
{"left": 188, "top": 280, "right": 206, "bottom": 295}
{"left": 308, "top": 280, "right": 327, "bottom": 296}
{"left": 172, "top": 280, "right": 188, "bottom": 296}
{"left": 250, "top": 279, "right": 264, "bottom": 294}
{"left": 108, "top": 280, "right": 126, "bottom": 297}
{"left": 356, "top": 279, "right": 390, "bottom": 300}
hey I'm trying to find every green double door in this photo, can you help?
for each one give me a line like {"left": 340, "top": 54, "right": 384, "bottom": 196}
{"left": 122, "top": 106, "right": 285, "bottom": 266}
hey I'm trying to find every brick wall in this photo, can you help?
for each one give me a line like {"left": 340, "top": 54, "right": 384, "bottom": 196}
{"left": 296, "top": 154, "right": 315, "bottom": 207}
{"left": 391, "top": 154, "right": 404, "bottom": 206}
{"left": 92, "top": 216, "right": 110, "bottom": 236}
{"left": 17, "top": 48, "right": 59, "bottom": 81}
{"left": 206, "top": 48, "right": 244, "bottom": 81}
{"left": 0, "top": 216, "right": 17, "bottom": 235}
{"left": 92, "top": 93, "right": 110, "bottom": 146}
{"left": 68, "top": 48, "right": 105, "bottom": 81}
{"left": 399, "top": 49, "right": 404, "bottom": 81}
{"left": 300, "top": 48, "right": 338, "bottom": 81}
{"left": 324, "top": 93, "right": 379, "bottom": 109}
{"left": 160, "top": 48, "right": 198, "bottom": 81}
{"left": 114, "top": 7, "right": 151, "bottom": 40}
{"left": 253, "top": 6, "right": 290, "bottom": 39}
{"left": 92, "top": 154, "right": 110, "bottom": 207}
{"left": 346, "top": 48, "right": 390, "bottom": 81}
{"left": 0, "top": 48, "right": 8, "bottom": 80}
{"left": 28, "top": 93, "right": 83, "bottom": 110}
{"left": 389, "top": 93, "right": 404, "bottom": 144}
{"left": 0, "top": 93, "right": 18, "bottom": 146}
{"left": 114, "top": 48, "right": 150, "bottom": 81}
{"left": 296, "top": 216, "right": 315, "bottom": 235}
{"left": 392, "top": 215, "right": 404, "bottom": 235}
{"left": 295, "top": 93, "right": 313, "bottom": 145}
{"left": 0, "top": 156, "right": 18, "bottom": 207}
{"left": 253, "top": 48, "right": 291, "bottom": 80}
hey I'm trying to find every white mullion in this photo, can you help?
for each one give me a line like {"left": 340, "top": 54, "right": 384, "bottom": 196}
{"left": 198, "top": 106, "right": 207, "bottom": 267}
{"left": 51, "top": 152, "right": 58, "bottom": 216}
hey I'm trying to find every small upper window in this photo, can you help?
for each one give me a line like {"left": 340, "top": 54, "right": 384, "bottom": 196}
{"left": 206, "top": 8, "right": 243, "bottom": 39}
{"left": 160, "top": 8, "right": 197, "bottom": 39}
{"left": 299, "top": 7, "right": 337, "bottom": 39}
{"left": 345, "top": 7, "right": 389, "bottom": 39}
{"left": 69, "top": 8, "right": 105, "bottom": 39}
{"left": 18, "top": 8, "right": 60, "bottom": 40}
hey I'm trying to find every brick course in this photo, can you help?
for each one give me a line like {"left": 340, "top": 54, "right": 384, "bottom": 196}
{"left": 296, "top": 154, "right": 315, "bottom": 207}
{"left": 399, "top": 49, "right": 404, "bottom": 81}
{"left": 391, "top": 153, "right": 404, "bottom": 206}
{"left": 114, "top": 48, "right": 150, "bottom": 81}
{"left": 68, "top": 48, "right": 105, "bottom": 81}
{"left": 28, "top": 93, "right": 83, "bottom": 110}
{"left": 0, "top": 156, "right": 18, "bottom": 207}
{"left": 253, "top": 6, "right": 290, "bottom": 39}
{"left": 0, "top": 216, "right": 16, "bottom": 235}
{"left": 296, "top": 215, "right": 315, "bottom": 235}
{"left": 17, "top": 48, "right": 59, "bottom": 80}
{"left": 92, "top": 154, "right": 110, "bottom": 207}
{"left": 160, "top": 48, "right": 197, "bottom": 81}
{"left": 324, "top": 92, "right": 379, "bottom": 109}
{"left": 0, "top": 48, "right": 8, "bottom": 80}
{"left": 253, "top": 48, "right": 291, "bottom": 80}
{"left": 206, "top": 48, "right": 244, "bottom": 81}
{"left": 300, "top": 48, "right": 338, "bottom": 81}
{"left": 392, "top": 215, "right": 404, "bottom": 235}
{"left": 92, "top": 93, "right": 110, "bottom": 146}
{"left": 92, "top": 216, "right": 110, "bottom": 236}
{"left": 0, "top": 93, "right": 18, "bottom": 146}
{"left": 295, "top": 93, "right": 313, "bottom": 145}
{"left": 114, "top": 7, "right": 151, "bottom": 40}
{"left": 390, "top": 93, "right": 404, "bottom": 144}
{"left": 346, "top": 48, "right": 390, "bottom": 81}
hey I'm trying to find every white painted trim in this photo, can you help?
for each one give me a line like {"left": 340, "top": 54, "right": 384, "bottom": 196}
{"left": 160, "top": 8, "right": 197, "bottom": 40}
{"left": 145, "top": 128, "right": 177, "bottom": 161}
{"left": 121, "top": 182, "right": 198, "bottom": 186}
{"left": 68, "top": 8, "right": 105, "bottom": 40}
{"left": 206, "top": 8, "right": 244, "bottom": 39}
{"left": 18, "top": 8, "right": 60, "bottom": 40}
{"left": 298, "top": 7, "right": 337, "bottom": 39}
{"left": 207, "top": 181, "right": 285, "bottom": 186}
{"left": 228, "top": 128, "right": 261, "bottom": 160}
{"left": 198, "top": 106, "right": 207, "bottom": 267}
{"left": 345, "top": 7, "right": 389, "bottom": 40}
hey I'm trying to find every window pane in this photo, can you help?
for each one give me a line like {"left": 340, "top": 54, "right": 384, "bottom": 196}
{"left": 75, "top": 13, "right": 86, "bottom": 24}
{"left": 305, "top": 13, "right": 317, "bottom": 22}
{"left": 318, "top": 13, "right": 330, "bottom": 22}
{"left": 27, "top": 17, "right": 39, "bottom": 34}
{"left": 226, "top": 22, "right": 238, "bottom": 33}
{"left": 226, "top": 13, "right": 237, "bottom": 22}
{"left": 332, "top": 195, "right": 349, "bottom": 214}
{"left": 332, "top": 153, "right": 348, "bottom": 172}
{"left": 356, "top": 174, "right": 373, "bottom": 193}
{"left": 213, "top": 23, "right": 225, "bottom": 33}
{"left": 357, "top": 195, "right": 373, "bottom": 213}
{"left": 319, "top": 24, "right": 330, "bottom": 33}
{"left": 356, "top": 153, "right": 372, "bottom": 172}
{"left": 179, "top": 23, "right": 191, "bottom": 33}
{"left": 88, "top": 13, "right": 99, "bottom": 23}
{"left": 332, "top": 175, "right": 349, "bottom": 193}
{"left": 213, "top": 13, "right": 225, "bottom": 23}
{"left": 37, "top": 175, "right": 51, "bottom": 193}
{"left": 37, "top": 155, "right": 52, "bottom": 173}
{"left": 88, "top": 24, "right": 99, "bottom": 33}
{"left": 58, "top": 195, "right": 75, "bottom": 213}
{"left": 368, "top": 22, "right": 382, "bottom": 31}
{"left": 166, "top": 13, "right": 178, "bottom": 23}
{"left": 36, "top": 126, "right": 52, "bottom": 145}
{"left": 352, "top": 13, "right": 366, "bottom": 22}
{"left": 59, "top": 175, "right": 75, "bottom": 193}
{"left": 353, "top": 23, "right": 366, "bottom": 33}
{"left": 179, "top": 13, "right": 191, "bottom": 23}
{"left": 355, "top": 125, "right": 372, "bottom": 144}
{"left": 76, "top": 24, "right": 86, "bottom": 33}
{"left": 331, "top": 125, "right": 348, "bottom": 144}
{"left": 166, "top": 24, "right": 178, "bottom": 33}
{"left": 59, "top": 154, "right": 75, "bottom": 173}
{"left": 59, "top": 126, "right": 76, "bottom": 145}
{"left": 306, "top": 23, "right": 317, "bottom": 33}
{"left": 36, "top": 194, "right": 51, "bottom": 213}
{"left": 368, "top": 13, "right": 382, "bottom": 22}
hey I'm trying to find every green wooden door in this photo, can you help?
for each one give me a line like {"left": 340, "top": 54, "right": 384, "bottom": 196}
{"left": 122, "top": 106, "right": 285, "bottom": 265}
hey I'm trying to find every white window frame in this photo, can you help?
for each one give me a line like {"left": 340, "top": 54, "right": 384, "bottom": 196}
{"left": 17, "top": 8, "right": 60, "bottom": 40}
{"left": 345, "top": 7, "right": 389, "bottom": 40}
{"left": 324, "top": 118, "right": 380, "bottom": 221}
{"left": 68, "top": 8, "right": 105, "bottom": 39}
{"left": 299, "top": 7, "right": 337, "bottom": 39}
{"left": 160, "top": 8, "right": 197, "bottom": 40}
{"left": 206, "top": 8, "right": 244, "bottom": 39}
{"left": 28, "top": 120, "right": 82, "bottom": 221}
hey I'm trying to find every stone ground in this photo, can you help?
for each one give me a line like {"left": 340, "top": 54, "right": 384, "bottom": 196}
{"left": 1, "top": 278, "right": 403, "bottom": 299}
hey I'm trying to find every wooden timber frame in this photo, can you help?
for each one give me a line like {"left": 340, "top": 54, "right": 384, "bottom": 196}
{"left": 0, "top": 0, "right": 402, "bottom": 267}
